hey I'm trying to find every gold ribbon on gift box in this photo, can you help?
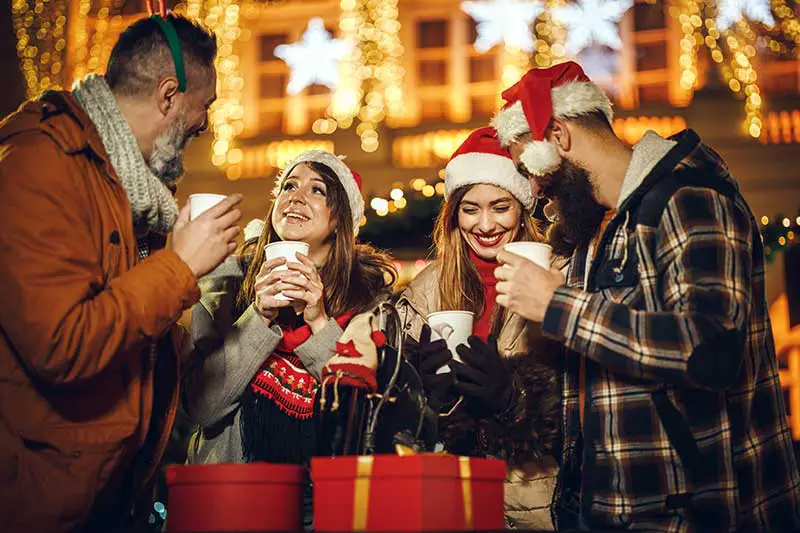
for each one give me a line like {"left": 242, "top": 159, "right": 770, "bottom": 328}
{"left": 350, "top": 450, "right": 473, "bottom": 531}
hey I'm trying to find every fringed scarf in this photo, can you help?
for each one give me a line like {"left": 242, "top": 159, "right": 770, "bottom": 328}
{"left": 240, "top": 311, "right": 355, "bottom": 464}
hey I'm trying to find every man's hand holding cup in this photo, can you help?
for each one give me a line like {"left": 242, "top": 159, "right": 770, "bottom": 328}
{"left": 495, "top": 244, "right": 565, "bottom": 323}
{"left": 171, "top": 193, "right": 243, "bottom": 278}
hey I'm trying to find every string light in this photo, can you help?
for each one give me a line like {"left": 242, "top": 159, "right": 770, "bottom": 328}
{"left": 674, "top": 0, "right": 701, "bottom": 93}
{"left": 331, "top": 0, "right": 405, "bottom": 152}
{"left": 12, "top": 0, "right": 69, "bottom": 97}
{"left": 771, "top": 0, "right": 800, "bottom": 45}
{"left": 696, "top": 4, "right": 763, "bottom": 140}
{"left": 70, "top": 0, "right": 92, "bottom": 83}
{"left": 203, "top": 1, "right": 245, "bottom": 179}
{"left": 726, "top": 24, "right": 763, "bottom": 138}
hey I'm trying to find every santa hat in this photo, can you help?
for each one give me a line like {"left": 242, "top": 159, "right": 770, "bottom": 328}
{"left": 445, "top": 127, "right": 533, "bottom": 210}
{"left": 276, "top": 150, "right": 364, "bottom": 234}
{"left": 490, "top": 61, "right": 613, "bottom": 177}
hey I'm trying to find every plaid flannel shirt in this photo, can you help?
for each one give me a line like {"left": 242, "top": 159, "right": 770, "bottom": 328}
{"left": 544, "top": 130, "right": 800, "bottom": 532}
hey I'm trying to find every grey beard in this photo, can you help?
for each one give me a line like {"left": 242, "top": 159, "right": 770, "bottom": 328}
{"left": 148, "top": 115, "right": 188, "bottom": 187}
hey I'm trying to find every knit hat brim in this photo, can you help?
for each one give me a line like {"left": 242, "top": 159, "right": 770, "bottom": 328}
{"left": 276, "top": 150, "right": 364, "bottom": 234}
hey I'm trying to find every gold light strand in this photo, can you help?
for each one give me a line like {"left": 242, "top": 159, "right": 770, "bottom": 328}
{"left": 771, "top": 0, "right": 800, "bottom": 45}
{"left": 532, "top": 0, "right": 566, "bottom": 71}
{"left": 329, "top": 0, "right": 405, "bottom": 153}
{"left": 70, "top": 0, "right": 93, "bottom": 82}
{"left": 86, "top": 0, "right": 111, "bottom": 74}
{"left": 676, "top": 0, "right": 702, "bottom": 92}
{"left": 186, "top": 0, "right": 203, "bottom": 20}
{"left": 12, "top": 0, "right": 69, "bottom": 98}
{"left": 726, "top": 23, "right": 763, "bottom": 138}
{"left": 204, "top": 0, "right": 245, "bottom": 180}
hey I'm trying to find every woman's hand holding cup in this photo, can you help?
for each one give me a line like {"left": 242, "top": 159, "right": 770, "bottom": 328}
{"left": 280, "top": 253, "right": 329, "bottom": 333}
{"left": 254, "top": 257, "right": 293, "bottom": 322}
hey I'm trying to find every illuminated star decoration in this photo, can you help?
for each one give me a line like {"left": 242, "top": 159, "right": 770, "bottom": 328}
{"left": 715, "top": 0, "right": 775, "bottom": 32}
{"left": 274, "top": 17, "right": 352, "bottom": 95}
{"left": 461, "top": 0, "right": 545, "bottom": 53}
{"left": 551, "top": 0, "right": 634, "bottom": 56}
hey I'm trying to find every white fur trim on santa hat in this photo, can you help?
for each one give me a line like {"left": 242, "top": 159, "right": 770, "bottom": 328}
{"left": 491, "top": 81, "right": 614, "bottom": 146}
{"left": 445, "top": 152, "right": 534, "bottom": 211}
{"left": 491, "top": 100, "right": 529, "bottom": 147}
{"left": 276, "top": 149, "right": 364, "bottom": 234}
{"left": 551, "top": 81, "right": 613, "bottom": 124}
{"left": 519, "top": 140, "right": 561, "bottom": 177}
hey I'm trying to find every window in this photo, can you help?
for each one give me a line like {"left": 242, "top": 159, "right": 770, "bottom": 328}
{"left": 633, "top": 0, "right": 665, "bottom": 31}
{"left": 638, "top": 83, "right": 669, "bottom": 103}
{"left": 259, "top": 33, "right": 287, "bottom": 62}
{"left": 471, "top": 95, "right": 496, "bottom": 118}
{"left": 418, "top": 60, "right": 447, "bottom": 86}
{"left": 417, "top": 20, "right": 449, "bottom": 48}
{"left": 469, "top": 56, "right": 495, "bottom": 83}
{"left": 636, "top": 43, "right": 667, "bottom": 71}
{"left": 260, "top": 73, "right": 286, "bottom": 99}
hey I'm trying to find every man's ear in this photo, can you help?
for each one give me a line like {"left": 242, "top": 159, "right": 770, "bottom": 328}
{"left": 156, "top": 77, "right": 180, "bottom": 117}
{"left": 548, "top": 118, "right": 572, "bottom": 153}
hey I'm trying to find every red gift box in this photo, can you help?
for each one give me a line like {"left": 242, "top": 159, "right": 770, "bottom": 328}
{"left": 312, "top": 455, "right": 506, "bottom": 531}
{"left": 165, "top": 462, "right": 304, "bottom": 532}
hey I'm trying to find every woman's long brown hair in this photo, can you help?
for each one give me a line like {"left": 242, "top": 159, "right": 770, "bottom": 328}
{"left": 238, "top": 161, "right": 396, "bottom": 318}
{"left": 432, "top": 185, "right": 541, "bottom": 324}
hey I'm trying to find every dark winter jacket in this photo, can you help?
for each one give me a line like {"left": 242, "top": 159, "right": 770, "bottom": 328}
{"left": 545, "top": 130, "right": 800, "bottom": 532}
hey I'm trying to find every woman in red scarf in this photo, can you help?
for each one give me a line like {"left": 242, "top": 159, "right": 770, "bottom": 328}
{"left": 183, "top": 150, "right": 395, "bottom": 469}
{"left": 397, "top": 127, "right": 562, "bottom": 530}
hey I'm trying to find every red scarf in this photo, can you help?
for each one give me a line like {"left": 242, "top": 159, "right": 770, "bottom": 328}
{"left": 249, "top": 311, "right": 355, "bottom": 420}
{"left": 469, "top": 250, "right": 498, "bottom": 342}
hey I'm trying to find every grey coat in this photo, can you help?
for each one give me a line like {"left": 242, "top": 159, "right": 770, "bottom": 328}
{"left": 182, "top": 257, "right": 344, "bottom": 464}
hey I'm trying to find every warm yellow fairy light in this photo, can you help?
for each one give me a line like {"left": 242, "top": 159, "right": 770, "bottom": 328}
{"left": 203, "top": 1, "right": 245, "bottom": 176}
{"left": 771, "top": 0, "right": 800, "bottom": 45}
{"left": 701, "top": 5, "right": 763, "bottom": 140}
{"left": 331, "top": 0, "right": 405, "bottom": 151}
{"left": 70, "top": 0, "right": 92, "bottom": 82}
{"left": 676, "top": 0, "right": 701, "bottom": 92}
{"left": 422, "top": 185, "right": 435, "bottom": 198}
{"left": 12, "top": 0, "right": 69, "bottom": 97}
{"left": 531, "top": 1, "right": 566, "bottom": 72}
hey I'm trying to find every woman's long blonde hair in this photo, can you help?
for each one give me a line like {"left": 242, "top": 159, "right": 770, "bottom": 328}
{"left": 432, "top": 185, "right": 542, "bottom": 324}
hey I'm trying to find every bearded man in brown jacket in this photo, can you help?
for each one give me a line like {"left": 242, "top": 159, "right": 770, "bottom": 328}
{"left": 0, "top": 14, "right": 242, "bottom": 532}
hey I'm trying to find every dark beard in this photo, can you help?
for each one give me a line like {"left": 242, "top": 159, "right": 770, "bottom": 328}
{"left": 540, "top": 158, "right": 607, "bottom": 258}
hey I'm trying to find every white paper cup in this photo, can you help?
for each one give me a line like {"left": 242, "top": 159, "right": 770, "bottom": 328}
{"left": 189, "top": 194, "right": 227, "bottom": 220}
{"left": 427, "top": 311, "right": 474, "bottom": 374}
{"left": 503, "top": 242, "right": 552, "bottom": 269}
{"left": 264, "top": 241, "right": 311, "bottom": 301}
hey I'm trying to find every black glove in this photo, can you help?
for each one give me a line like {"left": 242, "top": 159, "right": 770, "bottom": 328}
{"left": 404, "top": 324, "right": 455, "bottom": 410}
{"left": 452, "top": 335, "right": 513, "bottom": 417}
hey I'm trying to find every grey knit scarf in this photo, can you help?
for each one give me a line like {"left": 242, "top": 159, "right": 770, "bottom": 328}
{"left": 72, "top": 74, "right": 179, "bottom": 234}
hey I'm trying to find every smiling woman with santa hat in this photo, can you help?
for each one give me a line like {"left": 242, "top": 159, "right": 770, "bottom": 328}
{"left": 397, "top": 127, "right": 562, "bottom": 530}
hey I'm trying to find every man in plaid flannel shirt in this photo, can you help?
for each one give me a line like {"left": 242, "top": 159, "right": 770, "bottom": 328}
{"left": 490, "top": 62, "right": 800, "bottom": 532}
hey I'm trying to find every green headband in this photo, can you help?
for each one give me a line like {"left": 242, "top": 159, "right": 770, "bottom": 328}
{"left": 151, "top": 15, "right": 186, "bottom": 92}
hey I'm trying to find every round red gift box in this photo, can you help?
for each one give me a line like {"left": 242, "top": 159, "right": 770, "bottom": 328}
{"left": 166, "top": 462, "right": 305, "bottom": 531}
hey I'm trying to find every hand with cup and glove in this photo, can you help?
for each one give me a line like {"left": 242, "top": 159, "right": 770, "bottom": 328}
{"left": 404, "top": 324, "right": 457, "bottom": 412}
{"left": 451, "top": 335, "right": 515, "bottom": 419}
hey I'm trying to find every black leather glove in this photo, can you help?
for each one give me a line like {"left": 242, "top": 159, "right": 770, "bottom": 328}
{"left": 404, "top": 324, "right": 455, "bottom": 411}
{"left": 452, "top": 335, "right": 513, "bottom": 417}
